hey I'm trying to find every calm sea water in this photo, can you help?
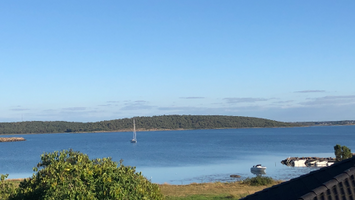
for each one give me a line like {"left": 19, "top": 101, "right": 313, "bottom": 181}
{"left": 1, "top": 126, "right": 355, "bottom": 184}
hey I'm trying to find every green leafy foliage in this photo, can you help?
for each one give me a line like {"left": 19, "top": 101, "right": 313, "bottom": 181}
{"left": 334, "top": 144, "right": 352, "bottom": 162}
{"left": 342, "top": 146, "right": 352, "bottom": 160}
{"left": 242, "top": 176, "right": 274, "bottom": 186}
{"left": 0, "top": 174, "right": 17, "bottom": 199}
{"left": 334, "top": 144, "right": 342, "bottom": 162}
{"left": 11, "top": 149, "right": 163, "bottom": 200}
{"left": 0, "top": 115, "right": 296, "bottom": 134}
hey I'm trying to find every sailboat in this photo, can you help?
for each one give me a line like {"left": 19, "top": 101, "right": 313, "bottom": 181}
{"left": 131, "top": 119, "right": 137, "bottom": 143}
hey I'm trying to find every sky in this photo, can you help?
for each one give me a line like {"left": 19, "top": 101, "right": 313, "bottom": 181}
{"left": 1, "top": 1, "right": 355, "bottom": 123}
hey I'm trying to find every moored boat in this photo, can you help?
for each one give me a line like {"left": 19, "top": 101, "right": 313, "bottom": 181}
{"left": 251, "top": 164, "right": 266, "bottom": 171}
{"left": 131, "top": 119, "right": 137, "bottom": 143}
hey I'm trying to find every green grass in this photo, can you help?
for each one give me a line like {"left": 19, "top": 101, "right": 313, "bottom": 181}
{"left": 160, "top": 178, "right": 282, "bottom": 200}
{"left": 165, "top": 193, "right": 248, "bottom": 199}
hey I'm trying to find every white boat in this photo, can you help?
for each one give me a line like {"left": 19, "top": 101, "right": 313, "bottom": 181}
{"left": 292, "top": 159, "right": 307, "bottom": 167}
{"left": 251, "top": 164, "right": 266, "bottom": 171}
{"left": 130, "top": 119, "right": 137, "bottom": 143}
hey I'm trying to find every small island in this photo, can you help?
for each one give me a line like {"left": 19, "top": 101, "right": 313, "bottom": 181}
{"left": 0, "top": 137, "right": 26, "bottom": 142}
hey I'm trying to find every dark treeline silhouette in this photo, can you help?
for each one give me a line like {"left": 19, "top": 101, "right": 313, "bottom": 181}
{"left": 0, "top": 115, "right": 296, "bottom": 135}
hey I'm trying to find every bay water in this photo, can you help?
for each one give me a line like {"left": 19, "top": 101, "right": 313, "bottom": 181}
{"left": 1, "top": 125, "right": 355, "bottom": 184}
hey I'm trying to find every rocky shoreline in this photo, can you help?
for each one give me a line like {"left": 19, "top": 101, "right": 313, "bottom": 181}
{"left": 281, "top": 157, "right": 336, "bottom": 167}
{"left": 0, "top": 137, "right": 26, "bottom": 142}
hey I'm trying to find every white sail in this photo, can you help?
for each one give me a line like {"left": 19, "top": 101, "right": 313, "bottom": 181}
{"left": 131, "top": 119, "right": 137, "bottom": 143}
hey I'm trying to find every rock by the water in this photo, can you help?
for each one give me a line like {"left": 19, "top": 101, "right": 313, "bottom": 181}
{"left": 0, "top": 137, "right": 26, "bottom": 142}
{"left": 230, "top": 174, "right": 241, "bottom": 178}
{"left": 281, "top": 156, "right": 336, "bottom": 167}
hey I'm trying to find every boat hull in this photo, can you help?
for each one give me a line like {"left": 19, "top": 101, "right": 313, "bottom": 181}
{"left": 251, "top": 164, "right": 266, "bottom": 172}
{"left": 251, "top": 165, "right": 267, "bottom": 175}
{"left": 250, "top": 169, "right": 266, "bottom": 175}
{"left": 251, "top": 167, "right": 266, "bottom": 171}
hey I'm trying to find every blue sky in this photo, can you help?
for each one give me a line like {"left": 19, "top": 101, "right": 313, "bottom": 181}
{"left": 1, "top": 1, "right": 354, "bottom": 122}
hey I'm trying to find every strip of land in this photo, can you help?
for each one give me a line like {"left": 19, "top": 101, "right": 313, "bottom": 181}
{"left": 1, "top": 115, "right": 353, "bottom": 135}
{"left": 0, "top": 137, "right": 25, "bottom": 142}
{"left": 0, "top": 115, "right": 297, "bottom": 135}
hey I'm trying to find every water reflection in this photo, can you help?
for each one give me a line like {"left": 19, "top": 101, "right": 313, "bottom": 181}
{"left": 251, "top": 169, "right": 266, "bottom": 176}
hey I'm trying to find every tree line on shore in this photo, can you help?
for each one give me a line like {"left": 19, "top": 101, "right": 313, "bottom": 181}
{"left": 296, "top": 120, "right": 355, "bottom": 126}
{"left": 0, "top": 115, "right": 296, "bottom": 135}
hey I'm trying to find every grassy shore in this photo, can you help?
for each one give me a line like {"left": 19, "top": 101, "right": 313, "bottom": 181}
{"left": 159, "top": 180, "right": 282, "bottom": 199}
{"left": 4, "top": 179, "right": 281, "bottom": 199}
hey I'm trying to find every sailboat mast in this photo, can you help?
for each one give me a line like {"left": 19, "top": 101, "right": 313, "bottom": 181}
{"left": 133, "top": 119, "right": 136, "bottom": 140}
{"left": 131, "top": 119, "right": 137, "bottom": 143}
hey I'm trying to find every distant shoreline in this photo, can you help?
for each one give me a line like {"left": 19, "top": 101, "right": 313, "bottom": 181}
{"left": 1, "top": 115, "right": 354, "bottom": 136}
{"left": 0, "top": 126, "right": 295, "bottom": 136}
{"left": 1, "top": 124, "right": 354, "bottom": 136}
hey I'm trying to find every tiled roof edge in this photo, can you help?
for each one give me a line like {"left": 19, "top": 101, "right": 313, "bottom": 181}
{"left": 298, "top": 191, "right": 316, "bottom": 200}
{"left": 241, "top": 157, "right": 355, "bottom": 200}
{"left": 300, "top": 165, "right": 355, "bottom": 199}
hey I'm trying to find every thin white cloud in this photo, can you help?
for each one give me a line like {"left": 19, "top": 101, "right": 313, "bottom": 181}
{"left": 98, "top": 104, "right": 112, "bottom": 107}
{"left": 42, "top": 109, "right": 56, "bottom": 112}
{"left": 4, "top": 96, "right": 355, "bottom": 123}
{"left": 157, "top": 106, "right": 233, "bottom": 115}
{"left": 107, "top": 101, "right": 120, "bottom": 103}
{"left": 295, "top": 90, "right": 326, "bottom": 93}
{"left": 273, "top": 100, "right": 294, "bottom": 104}
{"left": 62, "top": 107, "right": 86, "bottom": 111}
{"left": 121, "top": 100, "right": 154, "bottom": 110}
{"left": 158, "top": 106, "right": 203, "bottom": 111}
{"left": 223, "top": 98, "right": 268, "bottom": 104}
{"left": 99, "top": 101, "right": 121, "bottom": 107}
{"left": 301, "top": 95, "right": 355, "bottom": 106}
{"left": 10, "top": 108, "right": 30, "bottom": 111}
{"left": 134, "top": 100, "right": 149, "bottom": 103}
{"left": 180, "top": 97, "right": 205, "bottom": 99}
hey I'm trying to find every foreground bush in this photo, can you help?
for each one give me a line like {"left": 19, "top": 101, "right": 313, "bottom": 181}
{"left": 9, "top": 149, "right": 163, "bottom": 200}
{"left": 242, "top": 176, "right": 274, "bottom": 186}
{"left": 0, "top": 174, "right": 17, "bottom": 199}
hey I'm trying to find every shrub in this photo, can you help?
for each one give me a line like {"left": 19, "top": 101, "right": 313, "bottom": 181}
{"left": 242, "top": 176, "right": 274, "bottom": 186}
{"left": 0, "top": 174, "right": 17, "bottom": 199}
{"left": 11, "top": 149, "right": 163, "bottom": 200}
{"left": 334, "top": 144, "right": 352, "bottom": 162}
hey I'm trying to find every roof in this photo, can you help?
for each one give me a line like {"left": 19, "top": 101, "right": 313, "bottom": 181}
{"left": 241, "top": 156, "right": 355, "bottom": 200}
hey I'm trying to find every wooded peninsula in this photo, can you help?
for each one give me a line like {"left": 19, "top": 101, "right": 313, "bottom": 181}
{"left": 1, "top": 115, "right": 353, "bottom": 135}
{"left": 0, "top": 115, "right": 297, "bottom": 135}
